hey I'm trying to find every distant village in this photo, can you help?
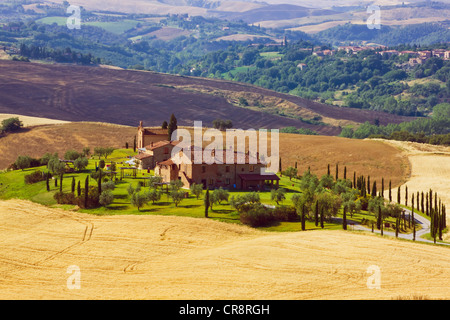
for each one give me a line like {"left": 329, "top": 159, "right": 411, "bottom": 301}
{"left": 312, "top": 45, "right": 450, "bottom": 67}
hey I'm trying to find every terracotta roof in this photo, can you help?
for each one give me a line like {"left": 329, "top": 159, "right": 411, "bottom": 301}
{"left": 145, "top": 140, "right": 180, "bottom": 151}
{"left": 157, "top": 159, "right": 174, "bottom": 166}
{"left": 142, "top": 128, "right": 167, "bottom": 135}
{"left": 134, "top": 153, "right": 153, "bottom": 160}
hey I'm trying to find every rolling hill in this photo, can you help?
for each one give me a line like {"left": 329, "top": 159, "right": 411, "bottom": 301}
{"left": 0, "top": 60, "right": 414, "bottom": 135}
{"left": 0, "top": 199, "right": 449, "bottom": 299}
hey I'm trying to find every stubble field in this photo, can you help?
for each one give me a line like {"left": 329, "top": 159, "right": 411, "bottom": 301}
{"left": 0, "top": 199, "right": 449, "bottom": 300}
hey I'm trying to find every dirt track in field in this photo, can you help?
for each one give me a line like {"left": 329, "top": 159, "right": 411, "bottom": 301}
{"left": 377, "top": 140, "right": 450, "bottom": 240}
{"left": 0, "top": 199, "right": 449, "bottom": 300}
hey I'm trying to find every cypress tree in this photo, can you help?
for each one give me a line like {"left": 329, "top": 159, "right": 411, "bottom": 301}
{"left": 426, "top": 193, "right": 429, "bottom": 216}
{"left": 84, "top": 176, "right": 89, "bottom": 208}
{"left": 410, "top": 193, "right": 414, "bottom": 228}
{"left": 381, "top": 178, "right": 384, "bottom": 198}
{"left": 438, "top": 203, "right": 443, "bottom": 241}
{"left": 443, "top": 205, "right": 446, "bottom": 229}
{"left": 301, "top": 204, "right": 306, "bottom": 231}
{"left": 320, "top": 207, "right": 324, "bottom": 229}
{"left": 46, "top": 172, "right": 50, "bottom": 191}
{"left": 362, "top": 177, "right": 366, "bottom": 197}
{"left": 421, "top": 191, "right": 424, "bottom": 213}
{"left": 167, "top": 113, "right": 178, "bottom": 141}
{"left": 71, "top": 177, "right": 75, "bottom": 193}
{"left": 204, "top": 188, "right": 209, "bottom": 218}
{"left": 397, "top": 186, "right": 401, "bottom": 204}
{"left": 344, "top": 166, "right": 347, "bottom": 180}
{"left": 429, "top": 189, "right": 433, "bottom": 213}
{"left": 279, "top": 157, "right": 282, "bottom": 173}
{"left": 395, "top": 215, "right": 399, "bottom": 238}
{"left": 335, "top": 163, "right": 338, "bottom": 181}
{"left": 405, "top": 185, "right": 408, "bottom": 207}
{"left": 412, "top": 202, "right": 415, "bottom": 241}
{"left": 371, "top": 181, "right": 377, "bottom": 198}
{"left": 416, "top": 191, "right": 419, "bottom": 212}
{"left": 133, "top": 135, "right": 136, "bottom": 152}
{"left": 435, "top": 192, "right": 438, "bottom": 216}
{"left": 327, "top": 164, "right": 330, "bottom": 176}
{"left": 353, "top": 172, "right": 356, "bottom": 189}
{"left": 77, "top": 180, "right": 81, "bottom": 197}
{"left": 343, "top": 207, "right": 347, "bottom": 230}
{"left": 59, "top": 172, "right": 63, "bottom": 193}
{"left": 315, "top": 200, "right": 319, "bottom": 227}
{"left": 98, "top": 169, "right": 102, "bottom": 195}
{"left": 367, "top": 176, "right": 370, "bottom": 194}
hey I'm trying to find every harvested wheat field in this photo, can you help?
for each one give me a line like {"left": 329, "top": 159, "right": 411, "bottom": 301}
{"left": 0, "top": 122, "right": 138, "bottom": 169}
{"left": 0, "top": 199, "right": 449, "bottom": 300}
{"left": 279, "top": 134, "right": 410, "bottom": 188}
{"left": 0, "top": 113, "right": 70, "bottom": 127}
{"left": 377, "top": 140, "right": 450, "bottom": 240}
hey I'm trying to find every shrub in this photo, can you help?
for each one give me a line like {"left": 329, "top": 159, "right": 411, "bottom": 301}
{"left": 272, "top": 205, "right": 298, "bottom": 222}
{"left": 131, "top": 191, "right": 149, "bottom": 211}
{"left": 74, "top": 157, "right": 88, "bottom": 171}
{"left": 230, "top": 192, "right": 261, "bottom": 213}
{"left": 15, "top": 155, "right": 31, "bottom": 170}
{"left": 213, "top": 188, "right": 229, "bottom": 204}
{"left": 54, "top": 191, "right": 77, "bottom": 205}
{"left": 271, "top": 188, "right": 286, "bottom": 204}
{"left": 240, "top": 204, "right": 275, "bottom": 227}
{"left": 146, "top": 189, "right": 161, "bottom": 204}
{"left": 190, "top": 183, "right": 203, "bottom": 199}
{"left": 77, "top": 186, "right": 100, "bottom": 208}
{"left": 99, "top": 190, "right": 114, "bottom": 207}
{"left": 64, "top": 150, "right": 82, "bottom": 161}
{"left": 170, "top": 190, "right": 185, "bottom": 207}
{"left": 101, "top": 181, "right": 115, "bottom": 191}
{"left": 24, "top": 170, "right": 46, "bottom": 184}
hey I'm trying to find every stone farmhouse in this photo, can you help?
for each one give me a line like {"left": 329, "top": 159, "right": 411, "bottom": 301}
{"left": 133, "top": 122, "right": 280, "bottom": 190}
{"left": 134, "top": 140, "right": 180, "bottom": 170}
{"left": 155, "top": 146, "right": 280, "bottom": 191}
{"left": 137, "top": 121, "right": 168, "bottom": 149}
